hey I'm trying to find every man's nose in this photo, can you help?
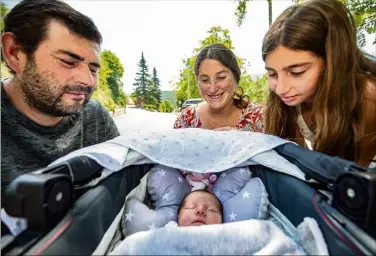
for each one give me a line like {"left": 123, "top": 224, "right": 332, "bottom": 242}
{"left": 75, "top": 65, "right": 96, "bottom": 86}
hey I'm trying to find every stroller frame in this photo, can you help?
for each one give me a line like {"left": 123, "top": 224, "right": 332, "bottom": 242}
{"left": 1, "top": 143, "right": 376, "bottom": 255}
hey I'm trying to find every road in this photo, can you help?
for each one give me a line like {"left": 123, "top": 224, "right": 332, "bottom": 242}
{"left": 114, "top": 107, "right": 178, "bottom": 135}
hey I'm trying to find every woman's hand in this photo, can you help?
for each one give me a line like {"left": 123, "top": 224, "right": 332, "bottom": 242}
{"left": 214, "top": 126, "right": 238, "bottom": 131}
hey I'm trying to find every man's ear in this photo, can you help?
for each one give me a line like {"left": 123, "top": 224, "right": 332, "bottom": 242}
{"left": 1, "top": 32, "right": 28, "bottom": 75}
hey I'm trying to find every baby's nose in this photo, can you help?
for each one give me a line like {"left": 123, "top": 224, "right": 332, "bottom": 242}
{"left": 196, "top": 206, "right": 206, "bottom": 216}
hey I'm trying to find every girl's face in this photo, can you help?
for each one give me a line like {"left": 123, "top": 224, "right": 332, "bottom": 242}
{"left": 265, "top": 45, "right": 325, "bottom": 106}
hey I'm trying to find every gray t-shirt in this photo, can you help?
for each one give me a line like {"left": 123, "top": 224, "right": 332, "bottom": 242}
{"left": 1, "top": 83, "right": 120, "bottom": 192}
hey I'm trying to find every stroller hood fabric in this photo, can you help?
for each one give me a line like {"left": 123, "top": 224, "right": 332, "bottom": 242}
{"left": 48, "top": 129, "right": 306, "bottom": 181}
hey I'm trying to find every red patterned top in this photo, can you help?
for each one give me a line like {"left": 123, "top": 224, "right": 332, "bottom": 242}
{"left": 174, "top": 101, "right": 265, "bottom": 132}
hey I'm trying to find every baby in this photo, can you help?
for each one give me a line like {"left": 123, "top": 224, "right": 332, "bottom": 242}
{"left": 167, "top": 189, "right": 223, "bottom": 227}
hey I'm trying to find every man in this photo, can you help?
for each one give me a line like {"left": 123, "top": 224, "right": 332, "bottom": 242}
{"left": 1, "top": 0, "right": 120, "bottom": 192}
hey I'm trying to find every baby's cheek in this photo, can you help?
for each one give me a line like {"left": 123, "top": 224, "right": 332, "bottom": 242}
{"left": 178, "top": 212, "right": 190, "bottom": 226}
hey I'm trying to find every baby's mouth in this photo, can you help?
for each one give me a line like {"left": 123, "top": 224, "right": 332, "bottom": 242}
{"left": 192, "top": 218, "right": 206, "bottom": 225}
{"left": 192, "top": 221, "right": 206, "bottom": 226}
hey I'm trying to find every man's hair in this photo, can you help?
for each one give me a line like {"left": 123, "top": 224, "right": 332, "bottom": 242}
{"left": 177, "top": 189, "right": 223, "bottom": 217}
{"left": 3, "top": 0, "right": 102, "bottom": 73}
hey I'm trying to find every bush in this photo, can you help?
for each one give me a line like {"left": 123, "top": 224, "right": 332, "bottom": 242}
{"left": 145, "top": 104, "right": 157, "bottom": 111}
{"left": 103, "top": 100, "right": 116, "bottom": 113}
{"left": 159, "top": 100, "right": 174, "bottom": 113}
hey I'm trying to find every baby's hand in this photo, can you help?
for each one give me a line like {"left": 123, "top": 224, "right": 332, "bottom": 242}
{"left": 214, "top": 126, "right": 238, "bottom": 131}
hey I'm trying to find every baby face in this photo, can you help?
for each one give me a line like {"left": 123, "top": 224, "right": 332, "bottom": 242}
{"left": 178, "top": 191, "right": 222, "bottom": 226}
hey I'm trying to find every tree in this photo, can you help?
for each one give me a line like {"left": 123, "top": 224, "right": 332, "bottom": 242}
{"left": 1, "top": 3, "right": 9, "bottom": 34}
{"left": 246, "top": 74, "right": 268, "bottom": 104}
{"left": 174, "top": 26, "right": 252, "bottom": 109}
{"left": 234, "top": 0, "right": 375, "bottom": 46}
{"left": 92, "top": 50, "right": 126, "bottom": 111}
{"left": 1, "top": 3, "right": 10, "bottom": 70}
{"left": 150, "top": 67, "right": 162, "bottom": 106}
{"left": 159, "top": 99, "right": 174, "bottom": 113}
{"left": 234, "top": 0, "right": 273, "bottom": 27}
{"left": 101, "top": 50, "right": 126, "bottom": 107}
{"left": 133, "top": 52, "right": 153, "bottom": 107}
{"left": 344, "top": 0, "right": 376, "bottom": 46}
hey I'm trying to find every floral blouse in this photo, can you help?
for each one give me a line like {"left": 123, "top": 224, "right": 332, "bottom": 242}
{"left": 173, "top": 101, "right": 265, "bottom": 132}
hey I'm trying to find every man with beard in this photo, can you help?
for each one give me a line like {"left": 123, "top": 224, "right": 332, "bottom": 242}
{"left": 1, "top": 0, "right": 120, "bottom": 195}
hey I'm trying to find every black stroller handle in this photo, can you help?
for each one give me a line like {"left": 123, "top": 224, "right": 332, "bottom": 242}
{"left": 3, "top": 156, "right": 103, "bottom": 234}
{"left": 274, "top": 143, "right": 370, "bottom": 185}
{"left": 33, "top": 156, "right": 103, "bottom": 186}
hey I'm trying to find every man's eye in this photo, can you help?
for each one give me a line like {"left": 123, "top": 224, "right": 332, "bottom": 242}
{"left": 268, "top": 73, "right": 277, "bottom": 78}
{"left": 216, "top": 76, "right": 226, "bottom": 80}
{"left": 60, "top": 59, "right": 75, "bottom": 66}
{"left": 90, "top": 69, "right": 99, "bottom": 75}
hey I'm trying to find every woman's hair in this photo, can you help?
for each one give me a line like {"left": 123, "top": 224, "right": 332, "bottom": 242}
{"left": 262, "top": 0, "right": 376, "bottom": 162}
{"left": 195, "top": 44, "right": 249, "bottom": 109}
{"left": 177, "top": 189, "right": 223, "bottom": 218}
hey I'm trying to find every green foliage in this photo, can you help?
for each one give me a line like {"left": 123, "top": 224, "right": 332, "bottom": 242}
{"left": 234, "top": 0, "right": 272, "bottom": 27}
{"left": 1, "top": 3, "right": 10, "bottom": 65}
{"left": 92, "top": 50, "right": 126, "bottom": 112}
{"left": 133, "top": 52, "right": 153, "bottom": 106}
{"left": 174, "top": 26, "right": 251, "bottom": 110}
{"left": 132, "top": 54, "right": 162, "bottom": 107}
{"left": 234, "top": 0, "right": 248, "bottom": 27}
{"left": 129, "top": 92, "right": 137, "bottom": 104}
{"left": 1, "top": 3, "right": 9, "bottom": 34}
{"left": 1, "top": 61, "right": 11, "bottom": 78}
{"left": 234, "top": 0, "right": 375, "bottom": 45}
{"left": 161, "top": 90, "right": 177, "bottom": 107}
{"left": 149, "top": 67, "right": 163, "bottom": 107}
{"left": 159, "top": 99, "right": 174, "bottom": 113}
{"left": 144, "top": 104, "right": 157, "bottom": 111}
{"left": 346, "top": 0, "right": 376, "bottom": 45}
{"left": 238, "top": 73, "right": 268, "bottom": 104}
{"left": 246, "top": 74, "right": 268, "bottom": 104}
{"left": 101, "top": 50, "right": 126, "bottom": 107}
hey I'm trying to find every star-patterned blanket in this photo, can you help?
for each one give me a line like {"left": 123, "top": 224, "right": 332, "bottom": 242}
{"left": 48, "top": 128, "right": 306, "bottom": 181}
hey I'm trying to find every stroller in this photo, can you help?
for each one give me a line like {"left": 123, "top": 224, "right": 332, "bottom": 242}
{"left": 1, "top": 130, "right": 376, "bottom": 255}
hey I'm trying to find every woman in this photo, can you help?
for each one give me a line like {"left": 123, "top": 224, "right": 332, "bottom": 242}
{"left": 262, "top": 0, "right": 376, "bottom": 168}
{"left": 174, "top": 44, "right": 264, "bottom": 132}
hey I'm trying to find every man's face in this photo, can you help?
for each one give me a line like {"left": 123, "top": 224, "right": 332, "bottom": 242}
{"left": 178, "top": 191, "right": 222, "bottom": 227}
{"left": 18, "top": 21, "right": 101, "bottom": 117}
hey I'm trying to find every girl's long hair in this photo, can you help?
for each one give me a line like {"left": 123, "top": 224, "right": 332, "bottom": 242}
{"left": 262, "top": 0, "right": 376, "bottom": 161}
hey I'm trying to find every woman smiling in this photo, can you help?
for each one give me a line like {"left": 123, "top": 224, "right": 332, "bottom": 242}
{"left": 174, "top": 44, "right": 264, "bottom": 132}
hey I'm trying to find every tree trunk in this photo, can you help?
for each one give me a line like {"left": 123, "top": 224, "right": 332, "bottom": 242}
{"left": 267, "top": 0, "right": 272, "bottom": 27}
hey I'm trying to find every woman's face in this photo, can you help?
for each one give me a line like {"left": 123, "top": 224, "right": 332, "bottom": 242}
{"left": 197, "top": 59, "right": 236, "bottom": 111}
{"left": 265, "top": 45, "right": 325, "bottom": 106}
